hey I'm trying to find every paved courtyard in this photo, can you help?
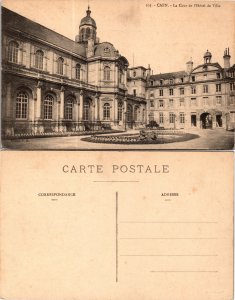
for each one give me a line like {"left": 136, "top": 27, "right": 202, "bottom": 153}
{"left": 2, "top": 129, "right": 234, "bottom": 150}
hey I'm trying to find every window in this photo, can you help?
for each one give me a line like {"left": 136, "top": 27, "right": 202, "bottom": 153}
{"left": 160, "top": 79, "right": 163, "bottom": 85}
{"left": 159, "top": 89, "right": 163, "bottom": 96}
{"left": 134, "top": 106, "right": 138, "bottom": 121}
{"left": 159, "top": 112, "right": 164, "bottom": 124}
{"left": 216, "top": 73, "right": 221, "bottom": 79}
{"left": 169, "top": 112, "right": 175, "bottom": 124}
{"left": 16, "top": 91, "right": 28, "bottom": 119}
{"left": 169, "top": 79, "right": 174, "bottom": 84}
{"left": 75, "top": 64, "right": 81, "bottom": 80}
{"left": 44, "top": 95, "right": 53, "bottom": 119}
{"left": 133, "top": 71, "right": 136, "bottom": 77}
{"left": 104, "top": 66, "right": 111, "bottom": 80}
{"left": 159, "top": 100, "right": 164, "bottom": 107}
{"left": 216, "top": 96, "right": 222, "bottom": 105}
{"left": 149, "top": 112, "right": 154, "bottom": 121}
{"left": 203, "top": 97, "right": 209, "bottom": 106}
{"left": 150, "top": 81, "right": 154, "bottom": 86}
{"left": 191, "top": 98, "right": 196, "bottom": 106}
{"left": 180, "top": 113, "right": 185, "bottom": 124}
{"left": 35, "top": 50, "right": 43, "bottom": 70}
{"left": 180, "top": 88, "right": 184, "bottom": 95}
{"left": 83, "top": 101, "right": 90, "bottom": 121}
{"left": 191, "top": 76, "right": 195, "bottom": 82}
{"left": 143, "top": 71, "right": 145, "bottom": 77}
{"left": 180, "top": 77, "right": 184, "bottom": 83}
{"left": 230, "top": 96, "right": 235, "bottom": 105}
{"left": 169, "top": 88, "right": 174, "bottom": 96}
{"left": 180, "top": 99, "right": 184, "bottom": 106}
{"left": 150, "top": 92, "right": 154, "bottom": 98}
{"left": 57, "top": 57, "right": 64, "bottom": 75}
{"left": 85, "top": 27, "right": 91, "bottom": 39}
{"left": 203, "top": 85, "right": 208, "bottom": 93}
{"left": 119, "top": 70, "right": 124, "bottom": 84}
{"left": 103, "top": 103, "right": 110, "bottom": 120}
{"left": 150, "top": 100, "right": 154, "bottom": 107}
{"left": 216, "top": 84, "right": 221, "bottom": 92}
{"left": 191, "top": 86, "right": 196, "bottom": 94}
{"left": 64, "top": 98, "right": 73, "bottom": 120}
{"left": 127, "top": 105, "right": 133, "bottom": 122}
{"left": 230, "top": 112, "right": 235, "bottom": 122}
{"left": 169, "top": 99, "right": 174, "bottom": 107}
{"left": 133, "top": 89, "right": 136, "bottom": 96}
{"left": 118, "top": 102, "right": 123, "bottom": 121}
{"left": 230, "top": 83, "right": 235, "bottom": 91}
{"left": 8, "top": 41, "right": 19, "bottom": 63}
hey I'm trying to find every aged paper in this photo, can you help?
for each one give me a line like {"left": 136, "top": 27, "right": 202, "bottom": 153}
{"left": 0, "top": 151, "right": 233, "bottom": 300}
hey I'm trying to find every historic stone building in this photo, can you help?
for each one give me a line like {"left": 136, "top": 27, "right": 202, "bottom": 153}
{"left": 145, "top": 50, "right": 235, "bottom": 130}
{"left": 2, "top": 6, "right": 146, "bottom": 136}
{"left": 2, "top": 6, "right": 235, "bottom": 136}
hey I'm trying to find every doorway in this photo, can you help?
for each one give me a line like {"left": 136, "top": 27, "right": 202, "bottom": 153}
{"left": 216, "top": 115, "right": 222, "bottom": 127}
{"left": 191, "top": 115, "right": 197, "bottom": 127}
{"left": 200, "top": 113, "right": 212, "bottom": 129}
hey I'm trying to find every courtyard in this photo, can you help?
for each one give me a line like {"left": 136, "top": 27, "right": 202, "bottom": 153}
{"left": 2, "top": 128, "right": 234, "bottom": 150}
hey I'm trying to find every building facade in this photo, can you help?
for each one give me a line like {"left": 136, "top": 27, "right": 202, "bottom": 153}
{"left": 145, "top": 50, "right": 235, "bottom": 130}
{"left": 2, "top": 7, "right": 235, "bottom": 136}
{"left": 2, "top": 7, "right": 146, "bottom": 136}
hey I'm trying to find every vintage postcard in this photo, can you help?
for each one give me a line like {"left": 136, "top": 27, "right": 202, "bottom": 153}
{"left": 0, "top": 151, "right": 233, "bottom": 299}
{"left": 1, "top": 0, "right": 235, "bottom": 150}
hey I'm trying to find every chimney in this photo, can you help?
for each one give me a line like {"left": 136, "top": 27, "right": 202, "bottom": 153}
{"left": 223, "top": 47, "right": 231, "bottom": 69}
{"left": 186, "top": 60, "right": 193, "bottom": 74}
{"left": 147, "top": 64, "right": 151, "bottom": 77}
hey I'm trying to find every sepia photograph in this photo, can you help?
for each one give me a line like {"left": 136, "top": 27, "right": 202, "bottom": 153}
{"left": 1, "top": 0, "right": 235, "bottom": 150}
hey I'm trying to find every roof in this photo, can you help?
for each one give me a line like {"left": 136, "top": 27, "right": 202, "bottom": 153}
{"left": 80, "top": 7, "right": 97, "bottom": 29}
{"left": 150, "top": 71, "right": 187, "bottom": 80}
{"left": 192, "top": 62, "right": 223, "bottom": 72}
{"left": 227, "top": 64, "right": 235, "bottom": 71}
{"left": 2, "top": 7, "right": 87, "bottom": 58}
{"left": 129, "top": 66, "right": 148, "bottom": 70}
{"left": 94, "top": 42, "right": 117, "bottom": 57}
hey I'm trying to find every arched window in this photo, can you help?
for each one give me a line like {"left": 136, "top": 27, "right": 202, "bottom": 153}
{"left": 83, "top": 100, "right": 90, "bottom": 121}
{"left": 134, "top": 106, "right": 139, "bottom": 121}
{"left": 103, "top": 103, "right": 110, "bottom": 120}
{"left": 8, "top": 41, "right": 19, "bottom": 63}
{"left": 86, "top": 27, "right": 91, "bottom": 39}
{"left": 64, "top": 98, "right": 73, "bottom": 120}
{"left": 119, "top": 70, "right": 124, "bottom": 84}
{"left": 127, "top": 104, "right": 133, "bottom": 122}
{"left": 35, "top": 50, "right": 44, "bottom": 70}
{"left": 81, "top": 28, "right": 85, "bottom": 41}
{"left": 75, "top": 64, "right": 81, "bottom": 80}
{"left": 104, "top": 66, "right": 111, "bottom": 81}
{"left": 16, "top": 91, "right": 28, "bottom": 119}
{"left": 118, "top": 102, "right": 123, "bottom": 121}
{"left": 44, "top": 95, "right": 53, "bottom": 120}
{"left": 57, "top": 57, "right": 64, "bottom": 75}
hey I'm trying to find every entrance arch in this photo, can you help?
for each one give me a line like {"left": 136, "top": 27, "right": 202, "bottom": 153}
{"left": 200, "top": 112, "right": 212, "bottom": 129}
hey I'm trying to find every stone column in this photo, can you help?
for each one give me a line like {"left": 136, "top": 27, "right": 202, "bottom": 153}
{"left": 74, "top": 93, "right": 79, "bottom": 131}
{"left": 59, "top": 86, "right": 65, "bottom": 131}
{"left": 79, "top": 90, "right": 84, "bottom": 121}
{"left": 36, "top": 81, "right": 42, "bottom": 120}
{"left": 4, "top": 82, "right": 14, "bottom": 136}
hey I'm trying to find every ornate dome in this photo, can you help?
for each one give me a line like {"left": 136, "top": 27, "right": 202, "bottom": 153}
{"left": 204, "top": 50, "right": 212, "bottom": 58}
{"left": 80, "top": 6, "right": 96, "bottom": 29}
{"left": 94, "top": 42, "right": 118, "bottom": 57}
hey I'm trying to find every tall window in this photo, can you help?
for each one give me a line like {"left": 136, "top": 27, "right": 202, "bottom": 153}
{"left": 230, "top": 83, "right": 235, "bottom": 91}
{"left": 216, "top": 96, "right": 222, "bottom": 105}
{"left": 159, "top": 100, "right": 164, "bottom": 107}
{"left": 203, "top": 85, "right": 208, "bottom": 93}
{"left": 191, "top": 98, "right": 196, "bottom": 106}
{"left": 64, "top": 98, "right": 73, "bottom": 120}
{"left": 118, "top": 102, "right": 123, "bottom": 121}
{"left": 180, "top": 113, "right": 185, "bottom": 124}
{"left": 127, "top": 105, "right": 133, "bottom": 122}
{"left": 103, "top": 103, "right": 110, "bottom": 120}
{"left": 104, "top": 66, "right": 111, "bottom": 80}
{"left": 191, "top": 86, "right": 196, "bottom": 94}
{"left": 169, "top": 99, "right": 174, "bottom": 107}
{"left": 133, "top": 89, "right": 136, "bottom": 97}
{"left": 16, "top": 91, "right": 28, "bottom": 119}
{"left": 159, "top": 112, "right": 164, "bottom": 124}
{"left": 191, "top": 76, "right": 195, "bottom": 82}
{"left": 159, "top": 89, "right": 163, "bottom": 96}
{"left": 75, "top": 64, "right": 81, "bottom": 80}
{"left": 180, "top": 99, "right": 184, "bottom": 106}
{"left": 203, "top": 97, "right": 209, "bottom": 106}
{"left": 83, "top": 101, "right": 90, "bottom": 121}
{"left": 35, "top": 50, "right": 44, "bottom": 70}
{"left": 57, "top": 57, "right": 64, "bottom": 75}
{"left": 230, "top": 112, "right": 235, "bottom": 122}
{"left": 8, "top": 41, "right": 19, "bottom": 63}
{"left": 169, "top": 88, "right": 174, "bottom": 96}
{"left": 150, "top": 100, "right": 154, "bottom": 107}
{"left": 216, "top": 73, "right": 221, "bottom": 79}
{"left": 216, "top": 84, "right": 221, "bottom": 92}
{"left": 44, "top": 95, "right": 53, "bottom": 119}
{"left": 169, "top": 113, "right": 175, "bottom": 124}
{"left": 134, "top": 106, "right": 139, "bottom": 121}
{"left": 180, "top": 88, "right": 184, "bottom": 95}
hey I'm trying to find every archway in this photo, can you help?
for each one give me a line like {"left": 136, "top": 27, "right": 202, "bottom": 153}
{"left": 200, "top": 112, "right": 212, "bottom": 129}
{"left": 216, "top": 113, "right": 223, "bottom": 127}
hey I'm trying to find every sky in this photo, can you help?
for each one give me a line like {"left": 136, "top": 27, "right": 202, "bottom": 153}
{"left": 2, "top": 0, "right": 235, "bottom": 74}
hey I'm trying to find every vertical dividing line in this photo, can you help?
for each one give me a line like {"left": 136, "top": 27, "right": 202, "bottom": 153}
{"left": 116, "top": 191, "right": 118, "bottom": 283}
